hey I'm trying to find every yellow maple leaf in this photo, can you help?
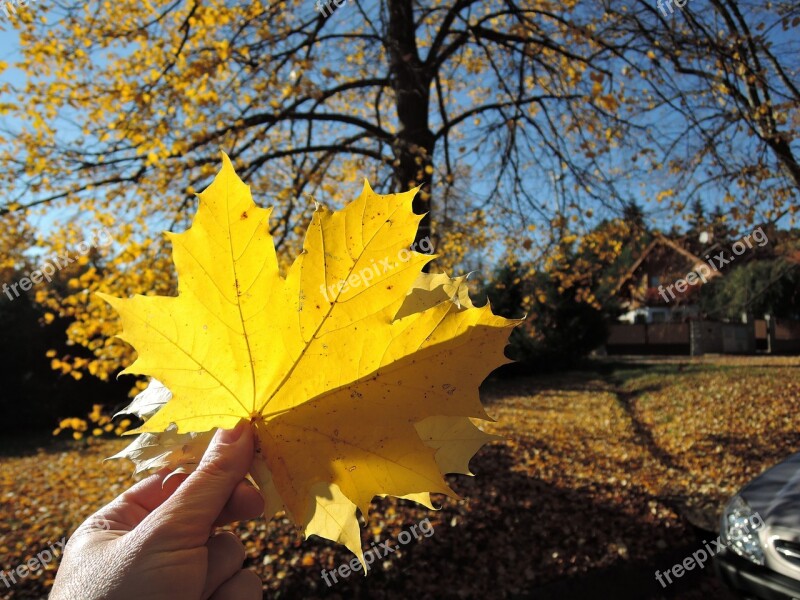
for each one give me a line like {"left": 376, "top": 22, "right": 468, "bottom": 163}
{"left": 99, "top": 153, "right": 517, "bottom": 564}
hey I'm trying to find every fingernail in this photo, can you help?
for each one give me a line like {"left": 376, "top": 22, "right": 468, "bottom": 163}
{"left": 218, "top": 420, "right": 246, "bottom": 445}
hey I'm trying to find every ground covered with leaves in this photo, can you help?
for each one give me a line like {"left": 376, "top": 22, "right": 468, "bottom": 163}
{"left": 2, "top": 355, "right": 799, "bottom": 599}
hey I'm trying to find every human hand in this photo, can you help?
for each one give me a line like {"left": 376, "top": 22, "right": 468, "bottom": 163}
{"left": 50, "top": 421, "right": 264, "bottom": 600}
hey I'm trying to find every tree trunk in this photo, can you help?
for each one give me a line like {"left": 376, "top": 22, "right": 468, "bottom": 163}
{"left": 386, "top": 0, "right": 436, "bottom": 252}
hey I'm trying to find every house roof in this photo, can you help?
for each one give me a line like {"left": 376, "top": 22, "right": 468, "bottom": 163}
{"left": 612, "top": 234, "right": 712, "bottom": 297}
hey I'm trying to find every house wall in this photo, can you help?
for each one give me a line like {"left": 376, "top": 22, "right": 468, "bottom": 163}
{"left": 650, "top": 323, "right": 690, "bottom": 344}
{"left": 608, "top": 321, "right": 755, "bottom": 355}
{"left": 754, "top": 319, "right": 769, "bottom": 351}
{"left": 689, "top": 321, "right": 755, "bottom": 355}
{"left": 607, "top": 323, "right": 690, "bottom": 354}
{"left": 607, "top": 319, "right": 800, "bottom": 355}
{"left": 618, "top": 306, "right": 697, "bottom": 325}
{"left": 608, "top": 324, "right": 647, "bottom": 346}
{"left": 773, "top": 318, "right": 800, "bottom": 354}
{"left": 721, "top": 323, "right": 756, "bottom": 354}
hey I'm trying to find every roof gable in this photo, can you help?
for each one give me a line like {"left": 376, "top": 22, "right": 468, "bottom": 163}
{"left": 613, "top": 234, "right": 714, "bottom": 297}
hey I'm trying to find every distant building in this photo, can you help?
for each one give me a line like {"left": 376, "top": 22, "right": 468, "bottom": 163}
{"left": 611, "top": 234, "right": 722, "bottom": 324}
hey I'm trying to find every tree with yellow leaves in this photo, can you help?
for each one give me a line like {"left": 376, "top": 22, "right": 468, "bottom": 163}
{"left": 0, "top": 0, "right": 638, "bottom": 380}
{"left": 1, "top": 0, "right": 797, "bottom": 382}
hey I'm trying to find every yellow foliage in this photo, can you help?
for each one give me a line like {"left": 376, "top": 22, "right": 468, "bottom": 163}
{"left": 3, "top": 0, "right": 637, "bottom": 388}
{"left": 53, "top": 405, "right": 132, "bottom": 439}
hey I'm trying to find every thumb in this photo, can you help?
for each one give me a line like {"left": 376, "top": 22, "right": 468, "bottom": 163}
{"left": 149, "top": 420, "right": 254, "bottom": 540}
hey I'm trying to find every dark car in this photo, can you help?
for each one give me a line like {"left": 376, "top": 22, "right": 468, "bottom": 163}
{"left": 716, "top": 452, "right": 800, "bottom": 599}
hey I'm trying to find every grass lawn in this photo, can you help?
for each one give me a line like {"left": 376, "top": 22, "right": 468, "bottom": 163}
{"left": 2, "top": 355, "right": 799, "bottom": 599}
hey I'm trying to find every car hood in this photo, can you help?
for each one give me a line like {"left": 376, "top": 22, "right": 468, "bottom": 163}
{"left": 740, "top": 452, "right": 800, "bottom": 531}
